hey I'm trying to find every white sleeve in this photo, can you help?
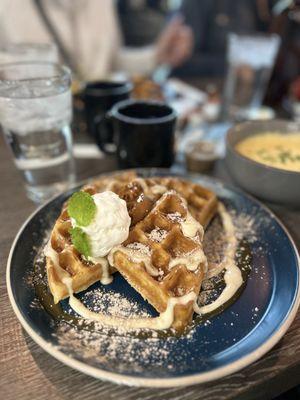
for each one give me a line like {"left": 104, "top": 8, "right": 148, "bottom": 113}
{"left": 115, "top": 45, "right": 157, "bottom": 76}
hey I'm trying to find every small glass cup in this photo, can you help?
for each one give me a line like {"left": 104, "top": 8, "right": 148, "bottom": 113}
{"left": 221, "top": 33, "right": 281, "bottom": 121}
{"left": 0, "top": 62, "right": 75, "bottom": 203}
{"left": 0, "top": 42, "right": 58, "bottom": 64}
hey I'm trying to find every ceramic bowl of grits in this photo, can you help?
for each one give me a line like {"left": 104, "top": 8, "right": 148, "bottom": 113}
{"left": 225, "top": 119, "right": 300, "bottom": 207}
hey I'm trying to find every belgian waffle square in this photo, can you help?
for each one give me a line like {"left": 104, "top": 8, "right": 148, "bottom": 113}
{"left": 144, "top": 177, "right": 218, "bottom": 228}
{"left": 110, "top": 190, "right": 208, "bottom": 331}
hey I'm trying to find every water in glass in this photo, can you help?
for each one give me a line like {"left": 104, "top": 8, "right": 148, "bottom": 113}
{"left": 0, "top": 63, "right": 75, "bottom": 202}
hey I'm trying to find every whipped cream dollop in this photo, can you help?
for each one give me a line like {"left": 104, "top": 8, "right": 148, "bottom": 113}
{"left": 71, "top": 191, "right": 131, "bottom": 259}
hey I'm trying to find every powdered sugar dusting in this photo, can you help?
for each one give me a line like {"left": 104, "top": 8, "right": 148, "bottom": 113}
{"left": 126, "top": 242, "right": 151, "bottom": 256}
{"left": 80, "top": 288, "right": 151, "bottom": 319}
{"left": 54, "top": 320, "right": 198, "bottom": 372}
{"left": 167, "top": 212, "right": 182, "bottom": 223}
{"left": 148, "top": 227, "right": 168, "bottom": 242}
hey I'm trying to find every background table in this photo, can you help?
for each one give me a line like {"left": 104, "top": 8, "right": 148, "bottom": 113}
{"left": 1, "top": 132, "right": 300, "bottom": 400}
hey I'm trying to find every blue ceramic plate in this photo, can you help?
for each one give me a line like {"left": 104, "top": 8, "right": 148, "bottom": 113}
{"left": 6, "top": 169, "right": 300, "bottom": 387}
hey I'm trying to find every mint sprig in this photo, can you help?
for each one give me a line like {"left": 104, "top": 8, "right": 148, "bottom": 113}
{"left": 70, "top": 227, "right": 91, "bottom": 258}
{"left": 67, "top": 191, "right": 96, "bottom": 227}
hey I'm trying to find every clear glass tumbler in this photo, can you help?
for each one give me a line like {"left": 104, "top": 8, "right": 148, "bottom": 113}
{"left": 0, "top": 62, "right": 75, "bottom": 203}
{"left": 0, "top": 42, "right": 58, "bottom": 64}
{"left": 221, "top": 33, "right": 281, "bottom": 121}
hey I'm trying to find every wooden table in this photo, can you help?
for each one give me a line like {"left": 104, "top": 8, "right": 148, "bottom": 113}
{"left": 1, "top": 132, "right": 300, "bottom": 400}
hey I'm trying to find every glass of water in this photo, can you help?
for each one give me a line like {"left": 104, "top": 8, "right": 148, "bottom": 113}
{"left": 221, "top": 33, "right": 281, "bottom": 121}
{"left": 0, "top": 62, "right": 75, "bottom": 203}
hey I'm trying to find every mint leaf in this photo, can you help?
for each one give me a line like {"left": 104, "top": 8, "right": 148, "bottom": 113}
{"left": 70, "top": 227, "right": 91, "bottom": 258}
{"left": 68, "top": 191, "right": 96, "bottom": 227}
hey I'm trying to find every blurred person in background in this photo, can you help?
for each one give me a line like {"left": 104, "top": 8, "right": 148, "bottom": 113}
{"left": 174, "top": 0, "right": 277, "bottom": 77}
{"left": 172, "top": 0, "right": 300, "bottom": 106}
{"left": 0, "top": 0, "right": 193, "bottom": 81}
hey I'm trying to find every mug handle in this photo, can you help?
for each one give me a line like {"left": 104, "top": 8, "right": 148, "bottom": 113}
{"left": 93, "top": 112, "right": 116, "bottom": 155}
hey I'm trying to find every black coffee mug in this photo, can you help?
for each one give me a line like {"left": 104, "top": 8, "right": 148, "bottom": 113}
{"left": 83, "top": 81, "right": 132, "bottom": 144}
{"left": 96, "top": 100, "right": 177, "bottom": 169}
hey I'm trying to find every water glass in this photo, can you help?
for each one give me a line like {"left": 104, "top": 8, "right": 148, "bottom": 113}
{"left": 0, "top": 62, "right": 75, "bottom": 203}
{"left": 0, "top": 42, "right": 58, "bottom": 64}
{"left": 221, "top": 33, "right": 281, "bottom": 121}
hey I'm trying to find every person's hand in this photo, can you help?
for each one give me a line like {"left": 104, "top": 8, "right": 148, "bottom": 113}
{"left": 156, "top": 16, "right": 194, "bottom": 68}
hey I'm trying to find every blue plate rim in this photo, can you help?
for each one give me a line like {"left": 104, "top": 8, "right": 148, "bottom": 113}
{"left": 6, "top": 169, "right": 300, "bottom": 388}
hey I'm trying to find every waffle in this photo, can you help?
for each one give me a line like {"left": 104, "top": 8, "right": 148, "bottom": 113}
{"left": 46, "top": 172, "right": 218, "bottom": 332}
{"left": 144, "top": 177, "right": 217, "bottom": 229}
{"left": 45, "top": 206, "right": 105, "bottom": 304}
{"left": 83, "top": 172, "right": 218, "bottom": 229}
{"left": 46, "top": 172, "right": 137, "bottom": 303}
{"left": 109, "top": 190, "right": 210, "bottom": 331}
{"left": 82, "top": 171, "right": 138, "bottom": 194}
{"left": 112, "top": 175, "right": 218, "bottom": 229}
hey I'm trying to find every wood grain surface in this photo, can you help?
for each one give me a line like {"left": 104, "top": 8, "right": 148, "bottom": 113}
{"left": 1, "top": 133, "right": 300, "bottom": 400}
